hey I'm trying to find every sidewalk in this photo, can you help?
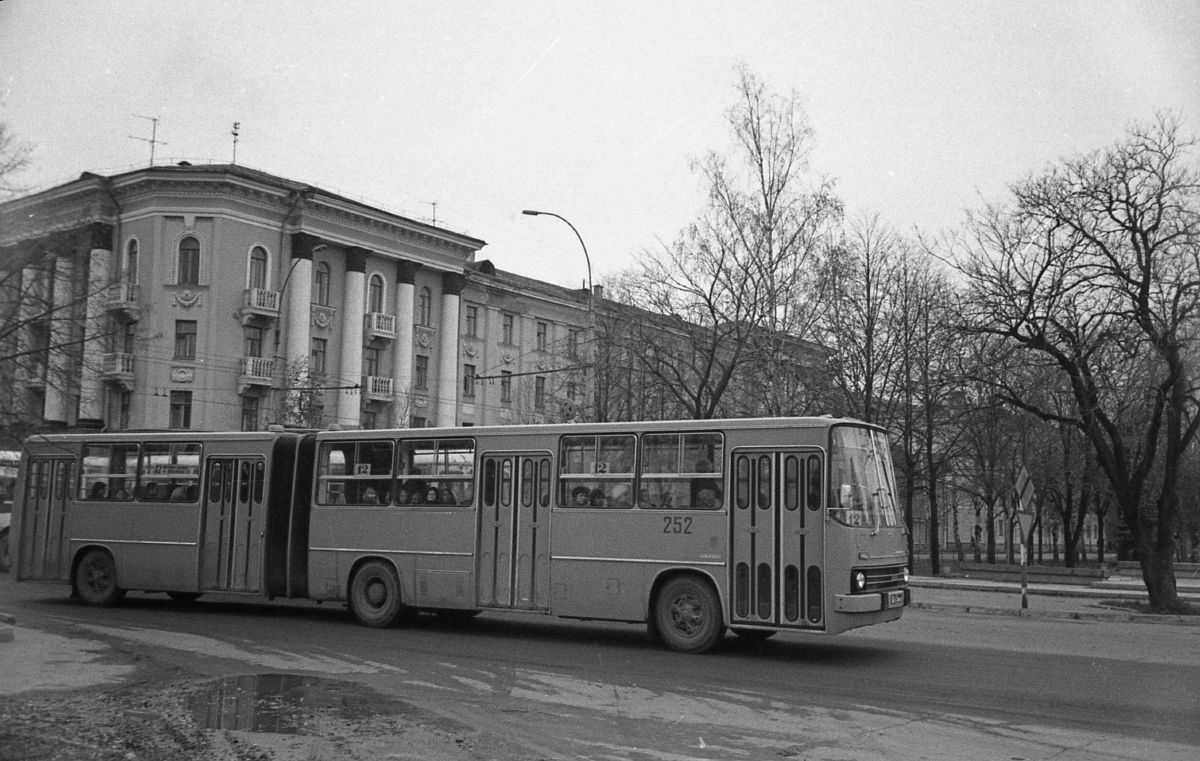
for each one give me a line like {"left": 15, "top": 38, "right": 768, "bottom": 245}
{"left": 909, "top": 573, "right": 1200, "bottom": 624}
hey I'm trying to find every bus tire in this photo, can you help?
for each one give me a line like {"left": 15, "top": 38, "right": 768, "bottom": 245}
{"left": 349, "top": 560, "right": 406, "bottom": 628}
{"left": 74, "top": 549, "right": 124, "bottom": 607}
{"left": 654, "top": 576, "right": 725, "bottom": 654}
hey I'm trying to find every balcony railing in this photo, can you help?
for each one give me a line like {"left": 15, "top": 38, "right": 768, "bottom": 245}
{"left": 362, "top": 375, "right": 394, "bottom": 401}
{"left": 364, "top": 311, "right": 397, "bottom": 341}
{"left": 101, "top": 352, "right": 135, "bottom": 390}
{"left": 240, "top": 287, "right": 282, "bottom": 325}
{"left": 105, "top": 282, "right": 140, "bottom": 319}
{"left": 238, "top": 356, "right": 275, "bottom": 393}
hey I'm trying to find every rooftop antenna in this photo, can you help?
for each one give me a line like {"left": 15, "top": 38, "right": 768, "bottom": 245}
{"left": 427, "top": 200, "right": 438, "bottom": 227}
{"left": 231, "top": 121, "right": 240, "bottom": 164}
{"left": 129, "top": 115, "right": 166, "bottom": 166}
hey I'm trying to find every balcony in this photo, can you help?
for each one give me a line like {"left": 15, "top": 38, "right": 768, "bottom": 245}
{"left": 101, "top": 352, "right": 135, "bottom": 390}
{"left": 364, "top": 312, "right": 397, "bottom": 342}
{"left": 105, "top": 282, "right": 140, "bottom": 320}
{"left": 240, "top": 288, "right": 282, "bottom": 325}
{"left": 238, "top": 356, "right": 276, "bottom": 393}
{"left": 362, "top": 375, "right": 394, "bottom": 402}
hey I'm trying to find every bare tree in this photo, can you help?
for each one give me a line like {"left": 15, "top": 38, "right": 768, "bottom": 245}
{"left": 0, "top": 122, "right": 33, "bottom": 199}
{"left": 957, "top": 113, "right": 1200, "bottom": 611}
{"left": 614, "top": 67, "right": 840, "bottom": 419}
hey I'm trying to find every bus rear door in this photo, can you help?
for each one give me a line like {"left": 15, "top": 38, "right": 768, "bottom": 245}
{"left": 477, "top": 452, "right": 552, "bottom": 611}
{"left": 18, "top": 457, "right": 73, "bottom": 582}
{"left": 200, "top": 456, "right": 266, "bottom": 593}
{"left": 730, "top": 448, "right": 825, "bottom": 630}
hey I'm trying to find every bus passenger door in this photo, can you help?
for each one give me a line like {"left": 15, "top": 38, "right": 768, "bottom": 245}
{"left": 730, "top": 449, "right": 825, "bottom": 630}
{"left": 200, "top": 457, "right": 265, "bottom": 593}
{"left": 18, "top": 457, "right": 73, "bottom": 581}
{"left": 477, "top": 452, "right": 551, "bottom": 611}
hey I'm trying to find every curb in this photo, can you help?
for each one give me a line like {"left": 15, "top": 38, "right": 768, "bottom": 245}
{"left": 909, "top": 601, "right": 1200, "bottom": 625}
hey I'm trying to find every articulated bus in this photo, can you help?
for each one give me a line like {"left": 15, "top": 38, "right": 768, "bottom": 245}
{"left": 12, "top": 417, "right": 909, "bottom": 653}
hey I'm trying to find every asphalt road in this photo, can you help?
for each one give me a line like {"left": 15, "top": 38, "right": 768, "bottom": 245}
{"left": 2, "top": 575, "right": 1198, "bottom": 760}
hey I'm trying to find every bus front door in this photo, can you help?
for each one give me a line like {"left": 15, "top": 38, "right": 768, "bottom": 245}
{"left": 730, "top": 449, "right": 825, "bottom": 630}
{"left": 18, "top": 457, "right": 73, "bottom": 581}
{"left": 200, "top": 457, "right": 266, "bottom": 593}
{"left": 477, "top": 452, "right": 552, "bottom": 611}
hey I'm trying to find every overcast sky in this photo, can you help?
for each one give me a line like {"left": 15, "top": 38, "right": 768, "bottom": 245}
{"left": 2, "top": 0, "right": 1198, "bottom": 290}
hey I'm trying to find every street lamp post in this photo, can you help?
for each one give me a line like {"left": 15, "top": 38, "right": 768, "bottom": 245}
{"left": 521, "top": 210, "right": 592, "bottom": 304}
{"left": 522, "top": 209, "right": 595, "bottom": 421}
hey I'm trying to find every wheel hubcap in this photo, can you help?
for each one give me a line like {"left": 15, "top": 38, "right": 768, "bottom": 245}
{"left": 365, "top": 579, "right": 387, "bottom": 607}
{"left": 670, "top": 594, "right": 704, "bottom": 636}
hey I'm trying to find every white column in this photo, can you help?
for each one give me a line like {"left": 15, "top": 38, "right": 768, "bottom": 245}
{"left": 336, "top": 248, "right": 367, "bottom": 427}
{"left": 43, "top": 256, "right": 75, "bottom": 426}
{"left": 78, "top": 243, "right": 111, "bottom": 426}
{"left": 391, "top": 261, "right": 416, "bottom": 427}
{"left": 435, "top": 273, "right": 464, "bottom": 427}
{"left": 285, "top": 233, "right": 317, "bottom": 426}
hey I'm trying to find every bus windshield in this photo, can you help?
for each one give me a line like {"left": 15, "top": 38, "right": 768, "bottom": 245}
{"left": 829, "top": 426, "right": 901, "bottom": 529}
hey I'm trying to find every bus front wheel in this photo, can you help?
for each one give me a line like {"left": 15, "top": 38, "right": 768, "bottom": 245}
{"left": 349, "top": 561, "right": 406, "bottom": 628}
{"left": 654, "top": 576, "right": 725, "bottom": 654}
{"left": 74, "top": 549, "right": 125, "bottom": 607}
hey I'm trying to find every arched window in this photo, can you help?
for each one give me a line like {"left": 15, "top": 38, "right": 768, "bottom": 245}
{"left": 178, "top": 236, "right": 200, "bottom": 285}
{"left": 418, "top": 286, "right": 432, "bottom": 326}
{"left": 314, "top": 262, "right": 331, "bottom": 305}
{"left": 123, "top": 239, "right": 138, "bottom": 284}
{"left": 249, "top": 246, "right": 268, "bottom": 290}
{"left": 368, "top": 274, "right": 384, "bottom": 313}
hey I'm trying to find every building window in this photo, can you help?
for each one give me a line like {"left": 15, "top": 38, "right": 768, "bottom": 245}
{"left": 536, "top": 322, "right": 548, "bottom": 352}
{"left": 463, "top": 364, "right": 476, "bottom": 397}
{"left": 174, "top": 320, "right": 197, "bottom": 359}
{"left": 118, "top": 390, "right": 132, "bottom": 429}
{"left": 241, "top": 396, "right": 259, "bottom": 432}
{"left": 418, "top": 287, "right": 432, "bottom": 327}
{"left": 411, "top": 416, "right": 427, "bottom": 429}
{"left": 362, "top": 410, "right": 378, "bottom": 430}
{"left": 368, "top": 274, "right": 384, "bottom": 313}
{"left": 535, "top": 376, "right": 546, "bottom": 408}
{"left": 415, "top": 355, "right": 429, "bottom": 389}
{"left": 314, "top": 262, "right": 331, "bottom": 305}
{"left": 567, "top": 329, "right": 579, "bottom": 357}
{"left": 500, "top": 370, "right": 512, "bottom": 403}
{"left": 464, "top": 305, "right": 478, "bottom": 337}
{"left": 249, "top": 246, "right": 268, "bottom": 290}
{"left": 502, "top": 314, "right": 515, "bottom": 344}
{"left": 123, "top": 239, "right": 138, "bottom": 284}
{"left": 177, "top": 236, "right": 200, "bottom": 285}
{"left": 363, "top": 346, "right": 380, "bottom": 377}
{"left": 244, "top": 326, "right": 263, "bottom": 358}
{"left": 311, "top": 337, "right": 327, "bottom": 374}
{"left": 170, "top": 391, "right": 192, "bottom": 429}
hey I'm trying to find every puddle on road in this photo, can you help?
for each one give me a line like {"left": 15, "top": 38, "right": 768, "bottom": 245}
{"left": 188, "top": 673, "right": 409, "bottom": 734}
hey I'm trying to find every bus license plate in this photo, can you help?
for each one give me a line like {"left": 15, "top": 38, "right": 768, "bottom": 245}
{"left": 887, "top": 590, "right": 905, "bottom": 608}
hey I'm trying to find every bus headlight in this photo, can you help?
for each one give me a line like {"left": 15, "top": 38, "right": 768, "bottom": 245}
{"left": 903, "top": 567, "right": 910, "bottom": 583}
{"left": 853, "top": 571, "right": 866, "bottom": 591}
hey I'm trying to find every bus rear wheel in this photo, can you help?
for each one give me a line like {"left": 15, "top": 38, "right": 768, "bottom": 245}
{"left": 349, "top": 560, "right": 406, "bottom": 628}
{"left": 74, "top": 549, "right": 124, "bottom": 607}
{"left": 654, "top": 576, "right": 725, "bottom": 654}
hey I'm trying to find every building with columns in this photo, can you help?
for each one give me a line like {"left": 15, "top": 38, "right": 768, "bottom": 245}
{"left": 0, "top": 163, "right": 596, "bottom": 441}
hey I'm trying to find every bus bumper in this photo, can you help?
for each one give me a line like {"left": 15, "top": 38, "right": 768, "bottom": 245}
{"left": 834, "top": 588, "right": 908, "bottom": 613}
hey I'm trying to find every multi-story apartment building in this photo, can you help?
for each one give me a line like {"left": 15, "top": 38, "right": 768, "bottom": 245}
{"left": 0, "top": 163, "right": 596, "bottom": 439}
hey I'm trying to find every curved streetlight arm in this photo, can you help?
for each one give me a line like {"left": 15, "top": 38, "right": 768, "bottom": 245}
{"left": 522, "top": 209, "right": 592, "bottom": 297}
